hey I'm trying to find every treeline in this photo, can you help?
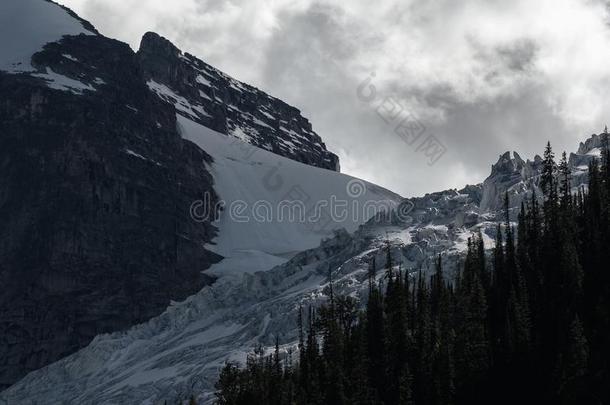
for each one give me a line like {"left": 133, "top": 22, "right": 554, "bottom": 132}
{"left": 214, "top": 140, "right": 610, "bottom": 405}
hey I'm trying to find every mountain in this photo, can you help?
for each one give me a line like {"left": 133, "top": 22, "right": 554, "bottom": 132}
{"left": 0, "top": 0, "right": 350, "bottom": 390}
{"left": 2, "top": 115, "right": 603, "bottom": 403}
{"left": 0, "top": 1, "right": 605, "bottom": 403}
{"left": 0, "top": 119, "right": 403, "bottom": 404}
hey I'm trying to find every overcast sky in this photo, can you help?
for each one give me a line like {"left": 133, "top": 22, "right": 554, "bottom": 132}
{"left": 61, "top": 0, "right": 610, "bottom": 197}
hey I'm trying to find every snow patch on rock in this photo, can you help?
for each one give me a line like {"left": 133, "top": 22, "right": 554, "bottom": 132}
{"left": 0, "top": 0, "right": 95, "bottom": 73}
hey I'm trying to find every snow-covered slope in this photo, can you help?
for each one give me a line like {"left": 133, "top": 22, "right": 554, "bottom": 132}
{"left": 0, "top": 230, "right": 365, "bottom": 404}
{"left": 178, "top": 116, "right": 402, "bottom": 275}
{"left": 0, "top": 0, "right": 96, "bottom": 73}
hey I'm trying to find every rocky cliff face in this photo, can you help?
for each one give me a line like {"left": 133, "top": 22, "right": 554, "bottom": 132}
{"left": 0, "top": 0, "right": 343, "bottom": 388}
{"left": 137, "top": 32, "right": 340, "bottom": 171}
{"left": 0, "top": 12, "right": 223, "bottom": 389}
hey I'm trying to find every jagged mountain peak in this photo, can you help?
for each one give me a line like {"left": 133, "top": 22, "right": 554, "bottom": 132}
{"left": 137, "top": 31, "right": 340, "bottom": 171}
{"left": 490, "top": 150, "right": 527, "bottom": 174}
{"left": 568, "top": 132, "right": 608, "bottom": 187}
{"left": 479, "top": 133, "right": 609, "bottom": 214}
{"left": 480, "top": 150, "right": 537, "bottom": 212}
{"left": 139, "top": 31, "right": 181, "bottom": 58}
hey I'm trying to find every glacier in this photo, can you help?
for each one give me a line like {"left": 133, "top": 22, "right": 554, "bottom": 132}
{"left": 3, "top": 109, "right": 603, "bottom": 403}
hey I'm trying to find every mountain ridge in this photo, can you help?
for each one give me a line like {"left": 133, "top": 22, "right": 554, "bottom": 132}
{"left": 138, "top": 31, "right": 340, "bottom": 171}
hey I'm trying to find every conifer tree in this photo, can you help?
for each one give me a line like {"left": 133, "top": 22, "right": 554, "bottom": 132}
{"left": 455, "top": 237, "right": 490, "bottom": 401}
{"left": 366, "top": 268, "right": 386, "bottom": 403}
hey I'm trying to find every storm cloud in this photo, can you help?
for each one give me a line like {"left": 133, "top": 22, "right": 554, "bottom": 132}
{"left": 59, "top": 0, "right": 610, "bottom": 196}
